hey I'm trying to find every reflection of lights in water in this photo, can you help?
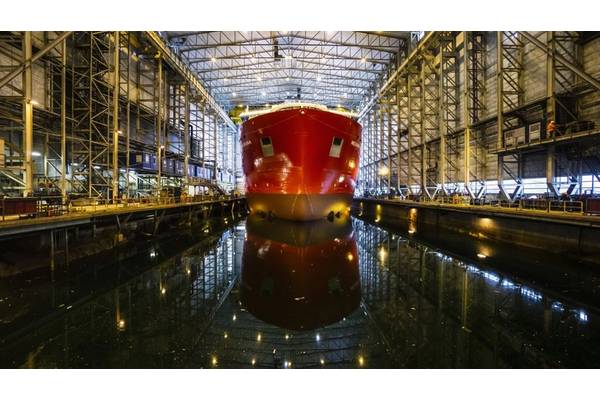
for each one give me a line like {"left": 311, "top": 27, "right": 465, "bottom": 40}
{"left": 466, "top": 265, "right": 479, "bottom": 273}
{"left": 117, "top": 319, "right": 126, "bottom": 330}
{"left": 408, "top": 229, "right": 415, "bottom": 234}
{"left": 150, "top": 249, "right": 157, "bottom": 258}
{"left": 481, "top": 271, "right": 500, "bottom": 283}
{"left": 501, "top": 279, "right": 517, "bottom": 289}
{"left": 160, "top": 287, "right": 166, "bottom": 295}
{"left": 257, "top": 243, "right": 271, "bottom": 259}
{"left": 478, "top": 217, "right": 495, "bottom": 229}
{"left": 315, "top": 334, "right": 321, "bottom": 342}
{"left": 211, "top": 356, "right": 218, "bottom": 366}
{"left": 257, "top": 333, "right": 262, "bottom": 342}
{"left": 378, "top": 247, "right": 387, "bottom": 263}
{"left": 552, "top": 302, "right": 565, "bottom": 312}
{"left": 358, "top": 356, "right": 365, "bottom": 367}
{"left": 224, "top": 332, "right": 228, "bottom": 339}
{"left": 285, "top": 334, "right": 289, "bottom": 340}
{"left": 346, "top": 253, "right": 354, "bottom": 262}
{"left": 251, "top": 358, "right": 256, "bottom": 366}
{"left": 186, "top": 268, "right": 191, "bottom": 275}
{"left": 284, "top": 361, "right": 292, "bottom": 368}
{"left": 520, "top": 287, "right": 542, "bottom": 302}
{"left": 232, "top": 314, "right": 237, "bottom": 322}
{"left": 579, "top": 310, "right": 589, "bottom": 322}
{"left": 320, "top": 358, "right": 325, "bottom": 365}
{"left": 477, "top": 253, "right": 487, "bottom": 259}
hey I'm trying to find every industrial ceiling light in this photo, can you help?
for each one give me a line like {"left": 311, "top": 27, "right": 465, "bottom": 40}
{"left": 361, "top": 57, "right": 367, "bottom": 63}
{"left": 286, "top": 77, "right": 290, "bottom": 81}
{"left": 261, "top": 91, "right": 266, "bottom": 96}
{"left": 257, "top": 76, "right": 262, "bottom": 81}
{"left": 232, "top": 92, "right": 236, "bottom": 97}
{"left": 31, "top": 151, "right": 41, "bottom": 157}
{"left": 378, "top": 165, "right": 390, "bottom": 176}
{"left": 317, "top": 76, "right": 322, "bottom": 81}
{"left": 211, "top": 57, "right": 217, "bottom": 62}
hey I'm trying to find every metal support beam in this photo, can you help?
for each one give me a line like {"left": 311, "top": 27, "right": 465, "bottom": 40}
{"left": 358, "top": 31, "right": 436, "bottom": 119}
{"left": 144, "top": 31, "right": 236, "bottom": 130}
{"left": 157, "top": 56, "right": 163, "bottom": 195}
{"left": 112, "top": 31, "right": 120, "bottom": 203}
{"left": 184, "top": 84, "right": 190, "bottom": 187}
{"left": 60, "top": 39, "right": 67, "bottom": 201}
{"left": 23, "top": 32, "right": 33, "bottom": 197}
{"left": 0, "top": 31, "right": 73, "bottom": 90}
{"left": 521, "top": 31, "right": 600, "bottom": 92}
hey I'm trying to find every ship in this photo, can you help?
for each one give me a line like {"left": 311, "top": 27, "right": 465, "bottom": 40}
{"left": 240, "top": 103, "right": 362, "bottom": 221}
{"left": 241, "top": 214, "right": 360, "bottom": 330}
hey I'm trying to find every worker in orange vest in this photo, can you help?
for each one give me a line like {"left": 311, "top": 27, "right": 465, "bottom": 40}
{"left": 547, "top": 120, "right": 557, "bottom": 137}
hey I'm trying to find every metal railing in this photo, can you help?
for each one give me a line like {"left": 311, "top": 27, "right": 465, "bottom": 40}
{"left": 1, "top": 194, "right": 243, "bottom": 222}
{"left": 361, "top": 194, "right": 586, "bottom": 216}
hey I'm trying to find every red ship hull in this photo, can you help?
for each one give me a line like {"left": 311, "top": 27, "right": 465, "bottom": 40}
{"left": 241, "top": 106, "right": 361, "bottom": 220}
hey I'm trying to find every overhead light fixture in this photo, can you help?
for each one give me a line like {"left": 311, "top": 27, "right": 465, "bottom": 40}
{"left": 317, "top": 76, "right": 322, "bottom": 81}
{"left": 257, "top": 76, "right": 262, "bottom": 81}
{"left": 28, "top": 99, "right": 40, "bottom": 106}
{"left": 361, "top": 57, "right": 367, "bottom": 63}
{"left": 31, "top": 151, "right": 41, "bottom": 157}
{"left": 286, "top": 77, "right": 290, "bottom": 81}
{"left": 261, "top": 91, "right": 266, "bottom": 96}
{"left": 232, "top": 92, "right": 236, "bottom": 97}
{"left": 211, "top": 57, "right": 217, "bottom": 62}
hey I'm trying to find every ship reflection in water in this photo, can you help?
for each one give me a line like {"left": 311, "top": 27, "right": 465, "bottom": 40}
{"left": 241, "top": 215, "right": 360, "bottom": 330}
{"left": 3, "top": 216, "right": 600, "bottom": 368}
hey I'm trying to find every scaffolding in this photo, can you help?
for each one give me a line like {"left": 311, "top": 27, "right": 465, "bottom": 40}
{"left": 358, "top": 31, "right": 600, "bottom": 202}
{"left": 0, "top": 31, "right": 239, "bottom": 201}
